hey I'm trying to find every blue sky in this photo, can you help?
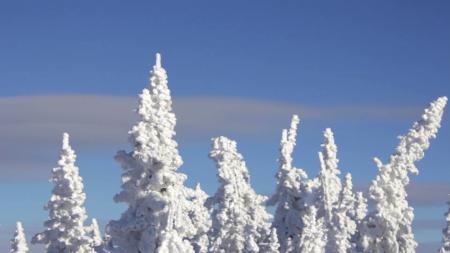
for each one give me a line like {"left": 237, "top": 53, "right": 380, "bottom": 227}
{"left": 0, "top": 1, "right": 449, "bottom": 252}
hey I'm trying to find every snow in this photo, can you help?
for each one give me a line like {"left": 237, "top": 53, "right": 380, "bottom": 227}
{"left": 10, "top": 222, "right": 28, "bottom": 253}
{"left": 31, "top": 133, "right": 95, "bottom": 253}
{"left": 106, "top": 53, "right": 209, "bottom": 253}
{"left": 363, "top": 96, "right": 447, "bottom": 253}
{"left": 207, "top": 136, "right": 275, "bottom": 253}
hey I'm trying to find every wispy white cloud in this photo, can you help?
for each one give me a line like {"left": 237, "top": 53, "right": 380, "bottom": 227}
{"left": 0, "top": 94, "right": 420, "bottom": 179}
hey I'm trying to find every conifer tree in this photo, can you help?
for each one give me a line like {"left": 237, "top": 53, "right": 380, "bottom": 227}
{"left": 438, "top": 201, "right": 450, "bottom": 253}
{"left": 268, "top": 115, "right": 316, "bottom": 252}
{"left": 262, "top": 228, "right": 281, "bottom": 253}
{"left": 208, "top": 136, "right": 273, "bottom": 253}
{"left": 10, "top": 222, "right": 28, "bottom": 253}
{"left": 327, "top": 173, "right": 357, "bottom": 253}
{"left": 298, "top": 206, "right": 326, "bottom": 253}
{"left": 316, "top": 128, "right": 342, "bottom": 223}
{"left": 363, "top": 97, "right": 447, "bottom": 253}
{"left": 88, "top": 218, "right": 103, "bottom": 252}
{"left": 32, "top": 133, "right": 94, "bottom": 253}
{"left": 106, "top": 54, "right": 208, "bottom": 253}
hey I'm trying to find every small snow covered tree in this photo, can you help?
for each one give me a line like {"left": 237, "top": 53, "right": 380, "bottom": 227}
{"left": 184, "top": 184, "right": 211, "bottom": 253}
{"left": 354, "top": 192, "right": 368, "bottom": 224}
{"left": 263, "top": 228, "right": 281, "bottom": 253}
{"left": 268, "top": 115, "right": 317, "bottom": 252}
{"left": 208, "top": 136, "right": 273, "bottom": 253}
{"left": 362, "top": 96, "right": 447, "bottom": 253}
{"left": 298, "top": 206, "right": 326, "bottom": 253}
{"left": 352, "top": 191, "right": 368, "bottom": 253}
{"left": 106, "top": 53, "right": 208, "bottom": 253}
{"left": 327, "top": 173, "right": 357, "bottom": 253}
{"left": 10, "top": 221, "right": 28, "bottom": 253}
{"left": 88, "top": 218, "right": 103, "bottom": 251}
{"left": 32, "top": 133, "right": 94, "bottom": 253}
{"left": 438, "top": 201, "right": 450, "bottom": 253}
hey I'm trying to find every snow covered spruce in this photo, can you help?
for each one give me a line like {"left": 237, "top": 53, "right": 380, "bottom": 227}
{"left": 31, "top": 133, "right": 101, "bottom": 253}
{"left": 106, "top": 53, "right": 210, "bottom": 253}
{"left": 12, "top": 54, "right": 446, "bottom": 253}
{"left": 10, "top": 222, "right": 29, "bottom": 253}
{"left": 207, "top": 136, "right": 276, "bottom": 253}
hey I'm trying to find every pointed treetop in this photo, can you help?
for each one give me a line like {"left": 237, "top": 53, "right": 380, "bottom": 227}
{"left": 62, "top": 132, "right": 70, "bottom": 149}
{"left": 155, "top": 53, "right": 162, "bottom": 68}
{"left": 11, "top": 221, "right": 29, "bottom": 253}
{"left": 16, "top": 221, "right": 24, "bottom": 232}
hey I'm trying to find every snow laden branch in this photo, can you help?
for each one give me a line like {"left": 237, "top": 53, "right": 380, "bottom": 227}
{"left": 32, "top": 133, "right": 95, "bottom": 253}
{"left": 106, "top": 53, "right": 210, "bottom": 253}
{"left": 208, "top": 136, "right": 276, "bottom": 253}
{"left": 10, "top": 222, "right": 28, "bottom": 253}
{"left": 362, "top": 96, "right": 448, "bottom": 253}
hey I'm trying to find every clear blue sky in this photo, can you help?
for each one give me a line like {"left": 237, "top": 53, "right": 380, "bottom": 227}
{"left": 0, "top": 1, "right": 449, "bottom": 252}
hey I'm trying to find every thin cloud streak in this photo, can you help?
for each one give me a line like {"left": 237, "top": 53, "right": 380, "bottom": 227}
{"left": 0, "top": 94, "right": 420, "bottom": 179}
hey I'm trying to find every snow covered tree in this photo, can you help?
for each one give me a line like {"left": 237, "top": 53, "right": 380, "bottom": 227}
{"left": 88, "top": 218, "right": 103, "bottom": 252}
{"left": 208, "top": 136, "right": 273, "bottom": 253}
{"left": 316, "top": 128, "right": 342, "bottom": 223}
{"left": 262, "top": 228, "right": 281, "bottom": 253}
{"left": 106, "top": 53, "right": 208, "bottom": 253}
{"left": 298, "top": 206, "right": 326, "bottom": 253}
{"left": 10, "top": 221, "right": 28, "bottom": 253}
{"left": 327, "top": 173, "right": 357, "bottom": 253}
{"left": 184, "top": 184, "right": 211, "bottom": 253}
{"left": 268, "top": 115, "right": 317, "bottom": 252}
{"left": 354, "top": 192, "right": 368, "bottom": 224}
{"left": 352, "top": 191, "right": 368, "bottom": 253}
{"left": 32, "top": 133, "right": 95, "bottom": 253}
{"left": 362, "top": 96, "right": 447, "bottom": 253}
{"left": 438, "top": 201, "right": 450, "bottom": 253}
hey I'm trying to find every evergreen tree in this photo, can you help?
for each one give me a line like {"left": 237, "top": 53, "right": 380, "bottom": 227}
{"left": 10, "top": 222, "right": 28, "bottom": 253}
{"left": 32, "top": 133, "right": 94, "bottom": 253}
{"left": 106, "top": 54, "right": 208, "bottom": 253}
{"left": 262, "top": 228, "right": 280, "bottom": 253}
{"left": 88, "top": 218, "right": 103, "bottom": 252}
{"left": 316, "top": 128, "right": 342, "bottom": 223}
{"left": 363, "top": 97, "right": 447, "bottom": 253}
{"left": 268, "top": 115, "right": 315, "bottom": 252}
{"left": 327, "top": 173, "right": 357, "bottom": 253}
{"left": 438, "top": 201, "right": 450, "bottom": 253}
{"left": 208, "top": 136, "right": 273, "bottom": 253}
{"left": 352, "top": 191, "right": 368, "bottom": 253}
{"left": 185, "top": 184, "right": 211, "bottom": 253}
{"left": 298, "top": 206, "right": 326, "bottom": 253}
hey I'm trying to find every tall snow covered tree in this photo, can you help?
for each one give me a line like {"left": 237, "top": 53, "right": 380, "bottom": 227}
{"left": 106, "top": 53, "right": 209, "bottom": 253}
{"left": 208, "top": 136, "right": 274, "bottom": 253}
{"left": 268, "top": 115, "right": 316, "bottom": 252}
{"left": 10, "top": 222, "right": 28, "bottom": 253}
{"left": 32, "top": 133, "right": 94, "bottom": 253}
{"left": 438, "top": 201, "right": 450, "bottom": 253}
{"left": 362, "top": 96, "right": 447, "bottom": 253}
{"left": 316, "top": 128, "right": 342, "bottom": 223}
